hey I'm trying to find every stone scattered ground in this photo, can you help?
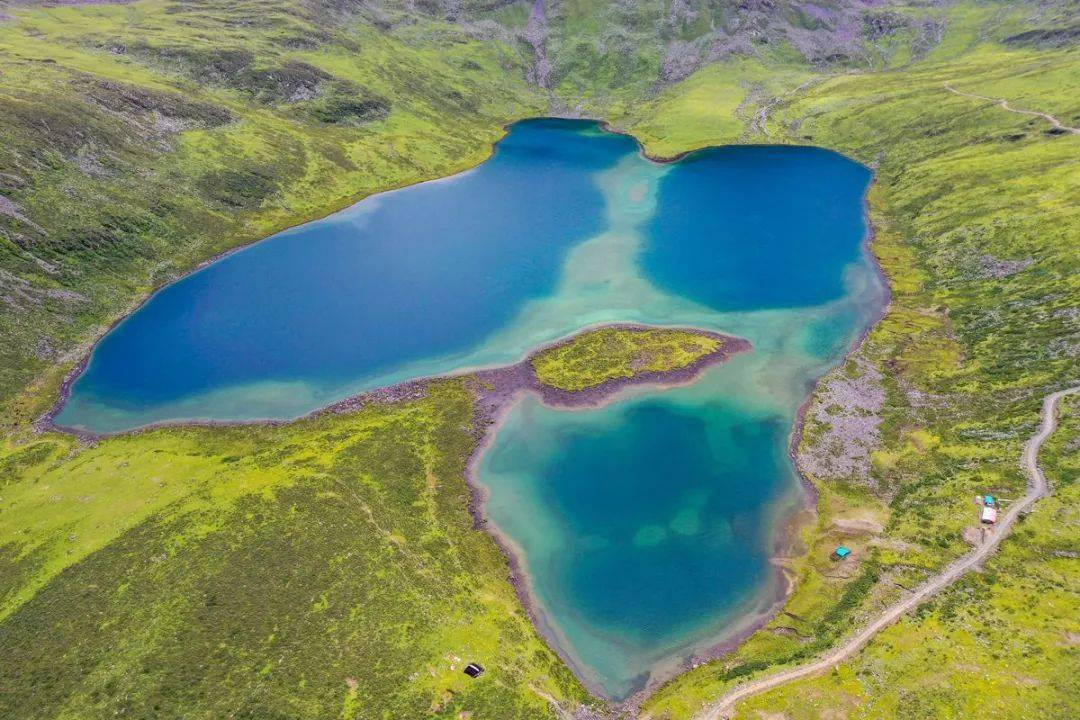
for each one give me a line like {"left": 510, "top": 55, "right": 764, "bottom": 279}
{"left": 797, "top": 356, "right": 885, "bottom": 489}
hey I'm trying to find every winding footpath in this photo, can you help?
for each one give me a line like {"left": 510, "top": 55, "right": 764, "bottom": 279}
{"left": 696, "top": 385, "right": 1079, "bottom": 720}
{"left": 944, "top": 82, "right": 1080, "bottom": 134}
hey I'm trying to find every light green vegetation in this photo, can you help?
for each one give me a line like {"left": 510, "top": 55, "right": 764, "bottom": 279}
{"left": 531, "top": 326, "right": 724, "bottom": 393}
{"left": 0, "top": 381, "right": 592, "bottom": 718}
{"left": 625, "top": 59, "right": 813, "bottom": 158}
{"left": 1, "top": 1, "right": 1078, "bottom": 718}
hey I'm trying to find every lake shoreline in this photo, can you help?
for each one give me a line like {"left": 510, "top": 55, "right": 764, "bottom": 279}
{"left": 29, "top": 117, "right": 890, "bottom": 713}
{"left": 39, "top": 322, "right": 745, "bottom": 440}
{"left": 785, "top": 183, "right": 892, "bottom": 550}
{"left": 461, "top": 326, "right": 751, "bottom": 703}
{"left": 40, "top": 320, "right": 748, "bottom": 706}
{"left": 38, "top": 116, "right": 877, "bottom": 440}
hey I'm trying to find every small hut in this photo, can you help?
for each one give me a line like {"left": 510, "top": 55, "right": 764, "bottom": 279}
{"left": 981, "top": 506, "right": 998, "bottom": 524}
{"left": 464, "top": 663, "right": 484, "bottom": 678}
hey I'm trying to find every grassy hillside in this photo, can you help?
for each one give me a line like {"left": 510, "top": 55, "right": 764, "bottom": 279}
{"left": 0, "top": 379, "right": 596, "bottom": 719}
{"left": 1, "top": 1, "right": 1077, "bottom": 719}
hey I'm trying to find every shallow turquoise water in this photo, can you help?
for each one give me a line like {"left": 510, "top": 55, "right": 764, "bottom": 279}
{"left": 482, "top": 391, "right": 793, "bottom": 697}
{"left": 56, "top": 120, "right": 884, "bottom": 699}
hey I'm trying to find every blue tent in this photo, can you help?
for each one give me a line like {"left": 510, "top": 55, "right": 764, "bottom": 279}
{"left": 834, "top": 546, "right": 851, "bottom": 559}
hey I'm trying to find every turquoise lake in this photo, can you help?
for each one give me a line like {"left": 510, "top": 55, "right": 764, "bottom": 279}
{"left": 56, "top": 119, "right": 885, "bottom": 700}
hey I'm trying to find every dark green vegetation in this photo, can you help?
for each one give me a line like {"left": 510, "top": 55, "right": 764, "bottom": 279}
{"left": 1, "top": 1, "right": 1078, "bottom": 718}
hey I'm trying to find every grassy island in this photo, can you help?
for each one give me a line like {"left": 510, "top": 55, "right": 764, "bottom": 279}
{"left": 531, "top": 325, "right": 739, "bottom": 394}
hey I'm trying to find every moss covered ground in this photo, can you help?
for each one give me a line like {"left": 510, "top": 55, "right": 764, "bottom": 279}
{"left": 531, "top": 326, "right": 723, "bottom": 393}
{"left": 1, "top": 1, "right": 1077, "bottom": 718}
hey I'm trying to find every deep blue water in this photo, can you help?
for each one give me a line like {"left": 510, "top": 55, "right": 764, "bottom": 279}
{"left": 645, "top": 145, "right": 871, "bottom": 310}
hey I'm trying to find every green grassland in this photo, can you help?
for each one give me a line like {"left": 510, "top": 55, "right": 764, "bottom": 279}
{"left": 0, "top": 380, "right": 594, "bottom": 719}
{"left": 531, "top": 326, "right": 723, "bottom": 393}
{"left": 1, "top": 1, "right": 1078, "bottom": 718}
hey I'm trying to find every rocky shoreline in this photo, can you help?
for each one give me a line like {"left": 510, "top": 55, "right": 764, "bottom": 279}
{"left": 787, "top": 182, "right": 892, "bottom": 504}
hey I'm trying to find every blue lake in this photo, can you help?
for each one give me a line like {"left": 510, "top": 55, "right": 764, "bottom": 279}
{"left": 58, "top": 121, "right": 623, "bottom": 429}
{"left": 57, "top": 119, "right": 883, "bottom": 700}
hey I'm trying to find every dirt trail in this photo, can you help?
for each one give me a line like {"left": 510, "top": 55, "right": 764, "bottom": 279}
{"left": 695, "top": 385, "right": 1079, "bottom": 720}
{"left": 944, "top": 82, "right": 1080, "bottom": 134}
